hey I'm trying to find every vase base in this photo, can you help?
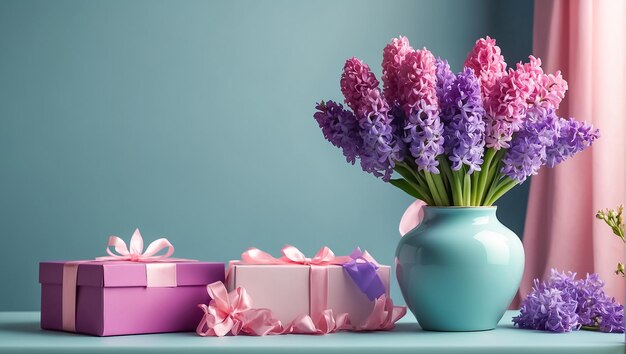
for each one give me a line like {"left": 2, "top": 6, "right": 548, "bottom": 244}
{"left": 418, "top": 325, "right": 496, "bottom": 332}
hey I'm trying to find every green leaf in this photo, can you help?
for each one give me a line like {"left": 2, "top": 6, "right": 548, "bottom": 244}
{"left": 394, "top": 164, "right": 418, "bottom": 184}
{"left": 389, "top": 178, "right": 422, "bottom": 199}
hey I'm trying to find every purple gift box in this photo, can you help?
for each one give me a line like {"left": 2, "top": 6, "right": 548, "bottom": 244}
{"left": 39, "top": 260, "right": 224, "bottom": 336}
{"left": 39, "top": 229, "right": 225, "bottom": 336}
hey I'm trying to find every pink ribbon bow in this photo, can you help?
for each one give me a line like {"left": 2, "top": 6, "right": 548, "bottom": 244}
{"left": 196, "top": 281, "right": 406, "bottom": 337}
{"left": 95, "top": 228, "right": 175, "bottom": 262}
{"left": 241, "top": 245, "right": 352, "bottom": 265}
{"left": 196, "top": 282, "right": 283, "bottom": 336}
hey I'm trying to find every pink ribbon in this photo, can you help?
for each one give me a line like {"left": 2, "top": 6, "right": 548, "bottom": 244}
{"left": 95, "top": 228, "right": 176, "bottom": 262}
{"left": 240, "top": 245, "right": 352, "bottom": 266}
{"left": 196, "top": 281, "right": 406, "bottom": 337}
{"left": 399, "top": 199, "right": 426, "bottom": 236}
{"left": 93, "top": 228, "right": 188, "bottom": 286}
{"left": 196, "top": 282, "right": 282, "bottom": 336}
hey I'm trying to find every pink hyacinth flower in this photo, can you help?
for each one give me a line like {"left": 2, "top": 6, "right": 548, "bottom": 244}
{"left": 340, "top": 57, "right": 388, "bottom": 118}
{"left": 397, "top": 48, "right": 438, "bottom": 116}
{"left": 464, "top": 36, "right": 507, "bottom": 100}
{"left": 484, "top": 55, "right": 569, "bottom": 149}
{"left": 382, "top": 36, "right": 414, "bottom": 104}
{"left": 517, "top": 56, "right": 568, "bottom": 109}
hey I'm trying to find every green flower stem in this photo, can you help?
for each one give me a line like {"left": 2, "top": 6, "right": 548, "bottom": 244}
{"left": 431, "top": 172, "right": 450, "bottom": 206}
{"left": 439, "top": 157, "right": 460, "bottom": 205}
{"left": 470, "top": 171, "right": 480, "bottom": 206}
{"left": 412, "top": 169, "right": 437, "bottom": 203}
{"left": 463, "top": 171, "right": 471, "bottom": 206}
{"left": 402, "top": 160, "right": 436, "bottom": 202}
{"left": 476, "top": 148, "right": 496, "bottom": 206}
{"left": 581, "top": 326, "right": 600, "bottom": 332}
{"left": 394, "top": 163, "right": 434, "bottom": 205}
{"left": 424, "top": 171, "right": 444, "bottom": 206}
{"left": 433, "top": 173, "right": 452, "bottom": 206}
{"left": 483, "top": 175, "right": 503, "bottom": 205}
{"left": 481, "top": 149, "right": 506, "bottom": 204}
{"left": 452, "top": 169, "right": 465, "bottom": 206}
{"left": 400, "top": 162, "right": 435, "bottom": 205}
{"left": 485, "top": 178, "right": 518, "bottom": 206}
{"left": 438, "top": 157, "right": 452, "bottom": 194}
{"left": 406, "top": 159, "right": 429, "bottom": 187}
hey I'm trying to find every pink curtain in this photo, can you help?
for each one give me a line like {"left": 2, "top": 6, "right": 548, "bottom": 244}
{"left": 513, "top": 0, "right": 626, "bottom": 307}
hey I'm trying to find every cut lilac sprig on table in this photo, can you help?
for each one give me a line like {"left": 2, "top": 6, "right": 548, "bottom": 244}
{"left": 313, "top": 35, "right": 599, "bottom": 206}
{"left": 596, "top": 205, "right": 625, "bottom": 276}
{"left": 513, "top": 269, "right": 624, "bottom": 333}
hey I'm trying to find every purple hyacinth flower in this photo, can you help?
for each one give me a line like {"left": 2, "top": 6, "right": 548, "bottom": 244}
{"left": 403, "top": 101, "right": 445, "bottom": 174}
{"left": 435, "top": 59, "right": 456, "bottom": 118}
{"left": 314, "top": 101, "right": 362, "bottom": 164}
{"left": 501, "top": 106, "right": 559, "bottom": 182}
{"left": 358, "top": 110, "right": 403, "bottom": 181}
{"left": 513, "top": 269, "right": 625, "bottom": 333}
{"left": 502, "top": 107, "right": 599, "bottom": 183}
{"left": 546, "top": 117, "right": 600, "bottom": 168}
{"left": 314, "top": 100, "right": 402, "bottom": 181}
{"left": 438, "top": 67, "right": 486, "bottom": 174}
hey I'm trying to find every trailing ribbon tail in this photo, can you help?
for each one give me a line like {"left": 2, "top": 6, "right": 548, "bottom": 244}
{"left": 196, "top": 281, "right": 406, "bottom": 336}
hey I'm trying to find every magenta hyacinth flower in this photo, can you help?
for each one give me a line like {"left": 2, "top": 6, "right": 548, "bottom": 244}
{"left": 397, "top": 48, "right": 438, "bottom": 115}
{"left": 464, "top": 36, "right": 507, "bottom": 100}
{"left": 483, "top": 63, "right": 537, "bottom": 149}
{"left": 340, "top": 57, "right": 389, "bottom": 118}
{"left": 517, "top": 56, "right": 568, "bottom": 110}
{"left": 382, "top": 36, "right": 414, "bottom": 104}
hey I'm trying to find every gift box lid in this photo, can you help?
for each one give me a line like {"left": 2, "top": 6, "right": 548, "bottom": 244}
{"left": 39, "top": 261, "right": 224, "bottom": 288}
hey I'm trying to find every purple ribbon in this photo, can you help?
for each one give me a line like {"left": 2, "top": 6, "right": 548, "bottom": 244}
{"left": 341, "top": 248, "right": 385, "bottom": 301}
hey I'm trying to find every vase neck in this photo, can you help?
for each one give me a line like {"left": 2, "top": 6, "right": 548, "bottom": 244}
{"left": 422, "top": 207, "right": 498, "bottom": 224}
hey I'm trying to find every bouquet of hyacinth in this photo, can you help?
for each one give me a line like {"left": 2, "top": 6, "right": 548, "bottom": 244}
{"left": 314, "top": 36, "right": 599, "bottom": 206}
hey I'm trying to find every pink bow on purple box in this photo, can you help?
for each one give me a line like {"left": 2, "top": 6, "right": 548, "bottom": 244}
{"left": 96, "top": 229, "right": 177, "bottom": 262}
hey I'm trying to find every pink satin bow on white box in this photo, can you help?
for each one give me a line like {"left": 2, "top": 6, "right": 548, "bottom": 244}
{"left": 241, "top": 245, "right": 353, "bottom": 265}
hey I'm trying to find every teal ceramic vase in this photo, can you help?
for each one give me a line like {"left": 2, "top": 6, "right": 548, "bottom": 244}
{"left": 395, "top": 206, "right": 524, "bottom": 331}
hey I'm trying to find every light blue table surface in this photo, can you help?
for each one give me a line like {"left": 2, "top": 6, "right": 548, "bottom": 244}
{"left": 0, "top": 311, "right": 623, "bottom": 354}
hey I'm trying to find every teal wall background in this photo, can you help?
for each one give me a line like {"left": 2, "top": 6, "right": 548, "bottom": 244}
{"left": 0, "top": 0, "right": 533, "bottom": 310}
